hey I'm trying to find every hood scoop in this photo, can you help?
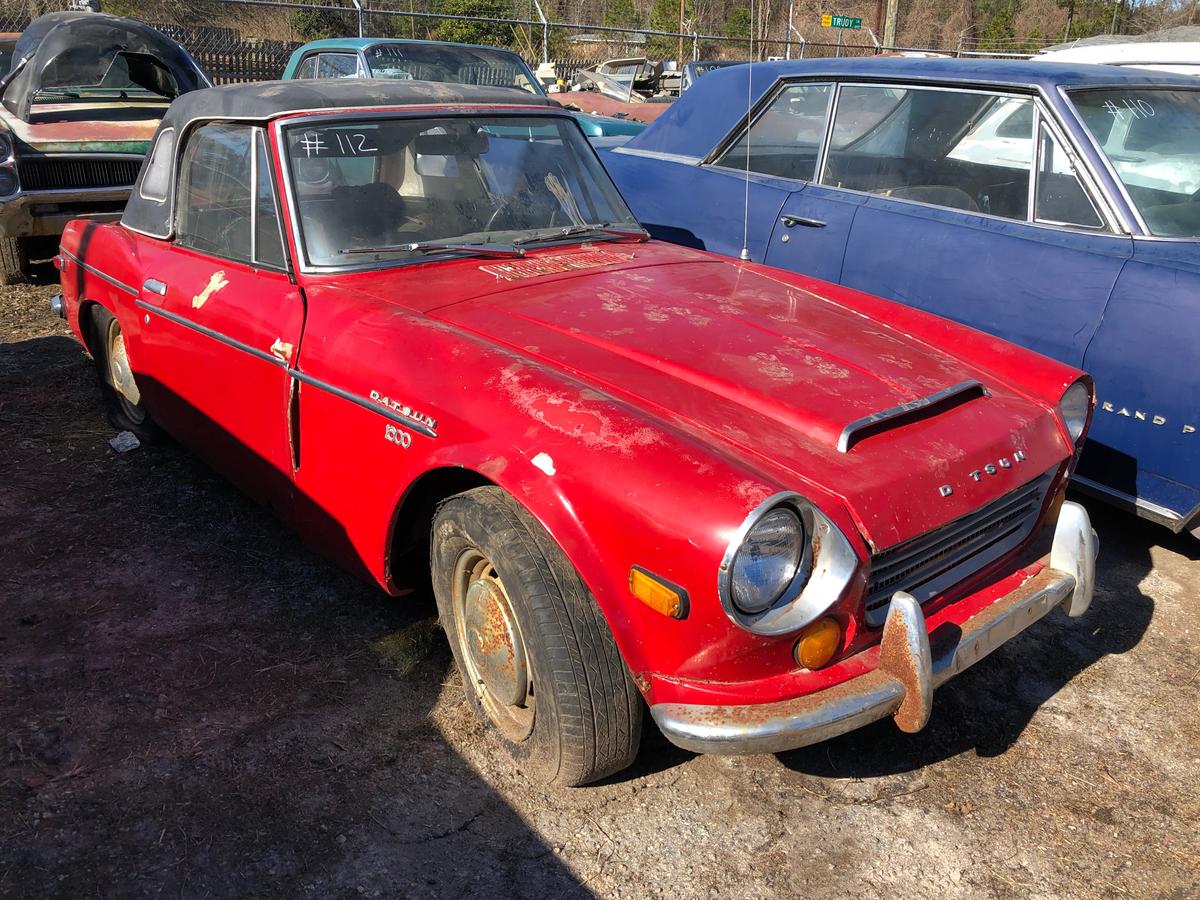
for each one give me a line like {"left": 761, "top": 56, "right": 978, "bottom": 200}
{"left": 837, "top": 381, "right": 989, "bottom": 453}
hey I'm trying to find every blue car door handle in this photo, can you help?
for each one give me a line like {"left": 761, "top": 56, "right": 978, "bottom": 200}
{"left": 781, "top": 214, "right": 827, "bottom": 228}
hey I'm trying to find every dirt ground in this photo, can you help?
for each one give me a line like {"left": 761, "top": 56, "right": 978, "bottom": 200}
{"left": 2, "top": 276, "right": 1198, "bottom": 899}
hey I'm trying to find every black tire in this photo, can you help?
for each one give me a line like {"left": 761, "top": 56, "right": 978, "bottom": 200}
{"left": 0, "top": 235, "right": 30, "bottom": 285}
{"left": 87, "top": 306, "right": 161, "bottom": 443}
{"left": 432, "top": 486, "right": 642, "bottom": 786}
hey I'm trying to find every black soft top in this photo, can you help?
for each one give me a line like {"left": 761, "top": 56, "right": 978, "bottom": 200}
{"left": 155, "top": 77, "right": 557, "bottom": 128}
{"left": 1, "top": 12, "right": 209, "bottom": 120}
{"left": 122, "top": 78, "right": 561, "bottom": 239}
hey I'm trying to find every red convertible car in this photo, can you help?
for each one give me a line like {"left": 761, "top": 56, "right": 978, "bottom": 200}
{"left": 54, "top": 80, "right": 1098, "bottom": 785}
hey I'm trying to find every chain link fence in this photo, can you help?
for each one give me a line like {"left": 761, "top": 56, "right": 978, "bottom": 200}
{"left": 0, "top": 2, "right": 1035, "bottom": 90}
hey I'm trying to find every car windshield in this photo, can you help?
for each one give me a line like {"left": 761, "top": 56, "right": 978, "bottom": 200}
{"left": 364, "top": 44, "right": 541, "bottom": 95}
{"left": 1072, "top": 88, "right": 1200, "bottom": 236}
{"left": 285, "top": 114, "right": 639, "bottom": 266}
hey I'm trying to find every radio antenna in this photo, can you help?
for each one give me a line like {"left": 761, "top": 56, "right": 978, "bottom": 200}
{"left": 739, "top": 0, "right": 755, "bottom": 261}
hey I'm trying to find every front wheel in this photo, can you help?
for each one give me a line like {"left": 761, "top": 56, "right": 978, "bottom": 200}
{"left": 432, "top": 486, "right": 642, "bottom": 786}
{"left": 0, "top": 236, "right": 30, "bottom": 285}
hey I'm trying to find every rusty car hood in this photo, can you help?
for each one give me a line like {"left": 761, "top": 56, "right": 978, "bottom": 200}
{"left": 362, "top": 242, "right": 1069, "bottom": 546}
{"left": 0, "top": 102, "right": 163, "bottom": 154}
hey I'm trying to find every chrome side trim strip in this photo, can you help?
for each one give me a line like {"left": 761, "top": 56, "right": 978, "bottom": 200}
{"left": 287, "top": 368, "right": 437, "bottom": 438}
{"left": 1070, "top": 474, "right": 1190, "bottom": 530}
{"left": 838, "top": 380, "right": 988, "bottom": 453}
{"left": 135, "top": 300, "right": 437, "bottom": 439}
{"left": 60, "top": 247, "right": 137, "bottom": 296}
{"left": 609, "top": 146, "right": 702, "bottom": 165}
{"left": 136, "top": 299, "right": 280, "bottom": 365}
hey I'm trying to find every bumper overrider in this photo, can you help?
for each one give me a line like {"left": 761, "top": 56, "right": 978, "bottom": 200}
{"left": 652, "top": 501, "right": 1098, "bottom": 755}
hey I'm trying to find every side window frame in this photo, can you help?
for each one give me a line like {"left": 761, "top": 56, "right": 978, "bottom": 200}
{"left": 810, "top": 80, "right": 1120, "bottom": 234}
{"left": 173, "top": 122, "right": 291, "bottom": 272}
{"left": 138, "top": 127, "right": 175, "bottom": 202}
{"left": 1030, "top": 105, "right": 1113, "bottom": 233}
{"left": 296, "top": 54, "right": 319, "bottom": 79}
{"left": 251, "top": 127, "right": 290, "bottom": 272}
{"left": 702, "top": 78, "right": 836, "bottom": 185}
{"left": 317, "top": 52, "right": 365, "bottom": 79}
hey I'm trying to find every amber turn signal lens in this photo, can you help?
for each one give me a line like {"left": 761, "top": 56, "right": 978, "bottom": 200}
{"left": 629, "top": 566, "right": 688, "bottom": 619}
{"left": 794, "top": 617, "right": 842, "bottom": 670}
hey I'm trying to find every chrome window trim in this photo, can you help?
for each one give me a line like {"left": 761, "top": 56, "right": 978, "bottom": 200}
{"left": 1031, "top": 107, "right": 1113, "bottom": 232}
{"left": 252, "top": 128, "right": 292, "bottom": 274}
{"left": 610, "top": 146, "right": 702, "bottom": 165}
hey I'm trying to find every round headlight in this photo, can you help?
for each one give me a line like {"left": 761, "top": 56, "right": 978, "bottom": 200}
{"left": 0, "top": 167, "right": 16, "bottom": 198}
{"left": 1059, "top": 380, "right": 1091, "bottom": 443}
{"left": 730, "top": 507, "right": 805, "bottom": 614}
{"left": 0, "top": 133, "right": 11, "bottom": 161}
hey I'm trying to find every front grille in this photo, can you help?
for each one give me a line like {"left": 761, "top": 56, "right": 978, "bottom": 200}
{"left": 864, "top": 469, "right": 1055, "bottom": 626}
{"left": 17, "top": 157, "right": 142, "bottom": 192}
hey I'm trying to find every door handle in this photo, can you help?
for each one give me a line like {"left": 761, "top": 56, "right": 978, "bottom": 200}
{"left": 142, "top": 278, "right": 168, "bottom": 296}
{"left": 781, "top": 214, "right": 827, "bottom": 228}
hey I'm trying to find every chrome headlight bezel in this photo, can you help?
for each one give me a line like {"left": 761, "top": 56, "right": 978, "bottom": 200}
{"left": 1059, "top": 379, "right": 1092, "bottom": 444}
{"left": 0, "top": 132, "right": 12, "bottom": 162}
{"left": 718, "top": 492, "right": 859, "bottom": 636}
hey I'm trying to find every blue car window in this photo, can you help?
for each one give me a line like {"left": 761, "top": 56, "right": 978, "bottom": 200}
{"left": 824, "top": 85, "right": 1034, "bottom": 221}
{"left": 714, "top": 82, "right": 832, "bottom": 182}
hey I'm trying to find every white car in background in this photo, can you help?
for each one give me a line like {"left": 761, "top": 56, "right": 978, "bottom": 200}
{"left": 1036, "top": 41, "right": 1200, "bottom": 76}
{"left": 948, "top": 84, "right": 1200, "bottom": 197}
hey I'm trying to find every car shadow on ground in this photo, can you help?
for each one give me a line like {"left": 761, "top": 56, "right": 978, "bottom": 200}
{"left": 776, "top": 499, "right": 1179, "bottom": 778}
{"left": 0, "top": 334, "right": 587, "bottom": 897}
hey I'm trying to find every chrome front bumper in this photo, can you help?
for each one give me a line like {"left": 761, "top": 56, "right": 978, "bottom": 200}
{"left": 651, "top": 501, "right": 1098, "bottom": 755}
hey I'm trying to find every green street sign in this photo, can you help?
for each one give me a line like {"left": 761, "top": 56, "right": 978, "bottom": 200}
{"left": 821, "top": 13, "right": 862, "bottom": 28}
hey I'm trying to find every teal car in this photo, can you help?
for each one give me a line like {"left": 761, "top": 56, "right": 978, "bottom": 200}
{"left": 281, "top": 38, "right": 645, "bottom": 138}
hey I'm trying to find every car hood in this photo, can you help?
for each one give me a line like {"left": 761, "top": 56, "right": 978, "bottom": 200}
{"left": 365, "top": 243, "right": 1068, "bottom": 547}
{"left": 0, "top": 103, "right": 162, "bottom": 154}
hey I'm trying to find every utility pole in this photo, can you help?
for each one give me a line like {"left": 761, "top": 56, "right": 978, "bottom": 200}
{"left": 678, "top": 0, "right": 686, "bottom": 69}
{"left": 786, "top": 0, "right": 794, "bottom": 58}
{"left": 883, "top": 0, "right": 899, "bottom": 48}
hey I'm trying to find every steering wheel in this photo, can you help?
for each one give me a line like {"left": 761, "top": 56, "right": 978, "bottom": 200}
{"left": 485, "top": 191, "right": 567, "bottom": 233}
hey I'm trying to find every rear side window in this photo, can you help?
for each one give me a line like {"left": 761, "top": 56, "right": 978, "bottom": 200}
{"left": 318, "top": 53, "right": 362, "bottom": 79}
{"left": 714, "top": 83, "right": 832, "bottom": 182}
{"left": 822, "top": 85, "right": 1034, "bottom": 221}
{"left": 296, "top": 55, "right": 318, "bottom": 79}
{"left": 139, "top": 128, "right": 175, "bottom": 202}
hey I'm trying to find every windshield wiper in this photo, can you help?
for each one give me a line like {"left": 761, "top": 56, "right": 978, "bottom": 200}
{"left": 513, "top": 223, "right": 650, "bottom": 246}
{"left": 338, "top": 241, "right": 526, "bottom": 259}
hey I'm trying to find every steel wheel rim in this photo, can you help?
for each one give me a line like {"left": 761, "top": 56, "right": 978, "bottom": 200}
{"left": 105, "top": 318, "right": 146, "bottom": 425}
{"left": 452, "top": 548, "right": 535, "bottom": 742}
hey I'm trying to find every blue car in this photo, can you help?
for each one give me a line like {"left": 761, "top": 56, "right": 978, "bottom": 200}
{"left": 282, "top": 38, "right": 645, "bottom": 138}
{"left": 602, "top": 57, "right": 1200, "bottom": 537}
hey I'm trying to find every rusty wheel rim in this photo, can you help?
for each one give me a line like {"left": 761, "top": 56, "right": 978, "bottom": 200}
{"left": 104, "top": 318, "right": 145, "bottom": 425}
{"left": 452, "top": 548, "right": 534, "bottom": 742}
